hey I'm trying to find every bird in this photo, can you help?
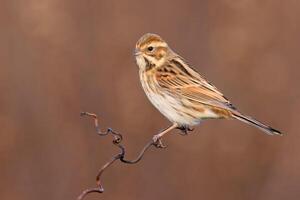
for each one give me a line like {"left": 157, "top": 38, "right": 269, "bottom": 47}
{"left": 134, "top": 33, "right": 282, "bottom": 146}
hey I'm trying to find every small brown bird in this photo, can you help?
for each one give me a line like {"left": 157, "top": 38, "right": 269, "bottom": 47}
{"left": 134, "top": 33, "right": 282, "bottom": 144}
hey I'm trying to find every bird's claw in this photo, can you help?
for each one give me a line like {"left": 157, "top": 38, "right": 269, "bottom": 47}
{"left": 152, "top": 135, "right": 167, "bottom": 148}
{"left": 80, "top": 112, "right": 87, "bottom": 116}
{"left": 177, "top": 125, "right": 194, "bottom": 136}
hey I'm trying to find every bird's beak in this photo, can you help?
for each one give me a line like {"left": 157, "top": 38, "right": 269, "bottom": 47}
{"left": 134, "top": 49, "right": 141, "bottom": 56}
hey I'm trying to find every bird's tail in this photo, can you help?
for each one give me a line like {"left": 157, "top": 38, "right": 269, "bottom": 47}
{"left": 232, "top": 112, "right": 282, "bottom": 136}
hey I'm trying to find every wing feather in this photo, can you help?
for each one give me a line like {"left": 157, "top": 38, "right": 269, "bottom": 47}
{"left": 155, "top": 57, "right": 236, "bottom": 111}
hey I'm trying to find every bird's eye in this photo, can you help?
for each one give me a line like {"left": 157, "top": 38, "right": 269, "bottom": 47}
{"left": 147, "top": 46, "right": 154, "bottom": 51}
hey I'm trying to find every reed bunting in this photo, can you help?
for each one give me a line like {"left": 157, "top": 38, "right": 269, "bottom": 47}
{"left": 134, "top": 33, "right": 282, "bottom": 144}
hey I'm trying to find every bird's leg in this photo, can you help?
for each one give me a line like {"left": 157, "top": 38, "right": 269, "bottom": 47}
{"left": 153, "top": 123, "right": 178, "bottom": 148}
{"left": 177, "top": 125, "right": 194, "bottom": 136}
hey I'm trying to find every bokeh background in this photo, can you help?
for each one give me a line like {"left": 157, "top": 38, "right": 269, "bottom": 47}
{"left": 1, "top": 0, "right": 299, "bottom": 200}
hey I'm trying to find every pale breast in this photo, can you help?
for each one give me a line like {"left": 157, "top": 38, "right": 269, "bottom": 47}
{"left": 139, "top": 71, "right": 202, "bottom": 125}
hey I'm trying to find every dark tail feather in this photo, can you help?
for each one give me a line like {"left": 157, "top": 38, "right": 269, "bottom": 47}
{"left": 232, "top": 113, "right": 282, "bottom": 136}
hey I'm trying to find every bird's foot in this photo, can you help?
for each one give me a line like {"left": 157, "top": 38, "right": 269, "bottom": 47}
{"left": 152, "top": 134, "right": 167, "bottom": 148}
{"left": 177, "top": 125, "right": 194, "bottom": 136}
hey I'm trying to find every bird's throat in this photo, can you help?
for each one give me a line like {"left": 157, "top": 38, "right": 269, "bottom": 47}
{"left": 136, "top": 55, "right": 155, "bottom": 71}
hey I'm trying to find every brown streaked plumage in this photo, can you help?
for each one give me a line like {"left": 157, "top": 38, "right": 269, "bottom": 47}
{"left": 134, "top": 33, "right": 282, "bottom": 143}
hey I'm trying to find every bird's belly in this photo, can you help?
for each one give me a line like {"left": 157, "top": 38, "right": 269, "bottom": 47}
{"left": 146, "top": 92, "right": 202, "bottom": 126}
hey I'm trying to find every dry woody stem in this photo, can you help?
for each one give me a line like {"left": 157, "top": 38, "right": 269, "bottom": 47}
{"left": 77, "top": 112, "right": 167, "bottom": 200}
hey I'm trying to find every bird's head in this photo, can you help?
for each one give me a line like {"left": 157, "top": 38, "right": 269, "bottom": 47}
{"left": 135, "top": 33, "right": 171, "bottom": 71}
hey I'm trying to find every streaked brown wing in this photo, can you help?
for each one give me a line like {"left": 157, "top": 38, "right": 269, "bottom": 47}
{"left": 155, "top": 57, "right": 235, "bottom": 111}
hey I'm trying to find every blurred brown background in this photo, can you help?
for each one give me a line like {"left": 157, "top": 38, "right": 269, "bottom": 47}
{"left": 0, "top": 0, "right": 299, "bottom": 200}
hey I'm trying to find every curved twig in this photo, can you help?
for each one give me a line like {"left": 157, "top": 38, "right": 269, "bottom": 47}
{"left": 77, "top": 112, "right": 163, "bottom": 200}
{"left": 118, "top": 141, "right": 154, "bottom": 164}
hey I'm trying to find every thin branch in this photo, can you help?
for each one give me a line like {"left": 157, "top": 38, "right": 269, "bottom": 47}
{"left": 77, "top": 112, "right": 166, "bottom": 200}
